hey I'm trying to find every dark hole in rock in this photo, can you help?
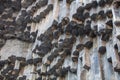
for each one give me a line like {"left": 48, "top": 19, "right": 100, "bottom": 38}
{"left": 1, "top": 14, "right": 9, "bottom": 19}
{"left": 65, "top": 21, "right": 77, "bottom": 35}
{"left": 114, "top": 21, "right": 120, "bottom": 26}
{"left": 89, "top": 30, "right": 97, "bottom": 38}
{"left": 55, "top": 58, "right": 64, "bottom": 68}
{"left": 32, "top": 15, "right": 41, "bottom": 23}
{"left": 31, "top": 30, "right": 38, "bottom": 38}
{"left": 33, "top": 58, "right": 42, "bottom": 65}
{"left": 19, "top": 75, "right": 26, "bottom": 80}
{"left": 36, "top": 69, "right": 41, "bottom": 75}
{"left": 83, "top": 12, "right": 90, "bottom": 19}
{"left": 17, "top": 31, "right": 31, "bottom": 42}
{"left": 37, "top": 34, "right": 46, "bottom": 41}
{"left": 106, "top": 20, "right": 113, "bottom": 28}
{"left": 66, "top": 0, "right": 74, "bottom": 4}
{"left": 36, "top": 51, "right": 46, "bottom": 57}
{"left": 47, "top": 4, "right": 53, "bottom": 11}
{"left": 98, "top": 10, "right": 106, "bottom": 20}
{"left": 101, "top": 33, "right": 110, "bottom": 42}
{"left": 47, "top": 55, "right": 54, "bottom": 62}
{"left": 21, "top": 10, "right": 27, "bottom": 17}
{"left": 0, "top": 75, "right": 4, "bottom": 80}
{"left": 106, "top": 10, "right": 113, "bottom": 18}
{"left": 47, "top": 68, "right": 55, "bottom": 75}
{"left": 84, "top": 41, "right": 93, "bottom": 49}
{"left": 8, "top": 55, "right": 16, "bottom": 63}
{"left": 118, "top": 52, "right": 120, "bottom": 57}
{"left": 31, "top": 6, "right": 37, "bottom": 13}
{"left": 92, "top": 1, "right": 98, "bottom": 8}
{"left": 105, "top": 29, "right": 112, "bottom": 34}
{"left": 77, "top": 6, "right": 84, "bottom": 13}
{"left": 98, "top": 46, "right": 106, "bottom": 54}
{"left": 16, "top": 16, "right": 25, "bottom": 25}
{"left": 21, "top": 0, "right": 36, "bottom": 8}
{"left": 52, "top": 51, "right": 59, "bottom": 58}
{"left": 74, "top": 13, "right": 85, "bottom": 22}
{"left": 70, "top": 68, "right": 77, "bottom": 74}
{"left": 5, "top": 26, "right": 15, "bottom": 33}
{"left": 72, "top": 57, "right": 78, "bottom": 62}
{"left": 64, "top": 48, "right": 71, "bottom": 55}
{"left": 11, "top": 69, "right": 19, "bottom": 75}
{"left": 84, "top": 24, "right": 91, "bottom": 35}
{"left": 26, "top": 26, "right": 31, "bottom": 31}
{"left": 59, "top": 0, "right": 63, "bottom": 1}
{"left": 80, "top": 57, "right": 83, "bottom": 62}
{"left": 0, "top": 23, "right": 5, "bottom": 30}
{"left": 61, "top": 17, "right": 70, "bottom": 26}
{"left": 53, "top": 30, "right": 61, "bottom": 39}
{"left": 85, "top": 3, "right": 92, "bottom": 11}
{"left": 1, "top": 69, "right": 8, "bottom": 76}
{"left": 35, "top": 77, "right": 42, "bottom": 80}
{"left": 0, "top": 60, "right": 6, "bottom": 69}
{"left": 51, "top": 20, "right": 58, "bottom": 30}
{"left": 72, "top": 28, "right": 79, "bottom": 37}
{"left": 36, "top": 0, "right": 48, "bottom": 8}
{"left": 86, "top": 20, "right": 91, "bottom": 24}
{"left": 76, "top": 44, "right": 84, "bottom": 51}
{"left": 12, "top": 1, "right": 21, "bottom": 11}
{"left": 20, "top": 62, "right": 26, "bottom": 68}
{"left": 62, "top": 37, "right": 76, "bottom": 48}
{"left": 73, "top": 50, "right": 79, "bottom": 56}
{"left": 61, "top": 68, "right": 69, "bottom": 77}
{"left": 114, "top": 43, "right": 118, "bottom": 50}
{"left": 98, "top": 0, "right": 106, "bottom": 7}
{"left": 0, "top": 39, "right": 6, "bottom": 48}
{"left": 50, "top": 77, "right": 57, "bottom": 80}
{"left": 90, "top": 13, "right": 98, "bottom": 21}
{"left": 60, "top": 52, "right": 67, "bottom": 58}
{"left": 56, "top": 46, "right": 63, "bottom": 52}
{"left": 0, "top": 4, "right": 4, "bottom": 14}
{"left": 114, "top": 1, "right": 120, "bottom": 9}
{"left": 107, "top": 57, "right": 112, "bottom": 63}
{"left": 39, "top": 12, "right": 46, "bottom": 19}
{"left": 114, "top": 66, "right": 120, "bottom": 72}
{"left": 83, "top": 64, "right": 90, "bottom": 70}
{"left": 105, "top": 0, "right": 113, "bottom": 5}
{"left": 16, "top": 57, "right": 25, "bottom": 62}
{"left": 77, "top": 24, "right": 85, "bottom": 36}
{"left": 37, "top": 41, "right": 52, "bottom": 53}
{"left": 26, "top": 59, "right": 33, "bottom": 65}
{"left": 52, "top": 42, "right": 58, "bottom": 48}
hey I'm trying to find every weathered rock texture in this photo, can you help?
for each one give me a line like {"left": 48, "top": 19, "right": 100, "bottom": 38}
{"left": 0, "top": 0, "right": 120, "bottom": 80}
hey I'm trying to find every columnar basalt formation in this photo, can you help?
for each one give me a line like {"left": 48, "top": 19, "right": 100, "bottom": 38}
{"left": 0, "top": 0, "right": 120, "bottom": 80}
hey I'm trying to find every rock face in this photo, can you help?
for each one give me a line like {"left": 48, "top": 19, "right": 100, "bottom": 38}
{"left": 0, "top": 0, "right": 120, "bottom": 80}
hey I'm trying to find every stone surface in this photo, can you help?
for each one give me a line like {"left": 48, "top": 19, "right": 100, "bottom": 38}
{"left": 0, "top": 0, "right": 120, "bottom": 80}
